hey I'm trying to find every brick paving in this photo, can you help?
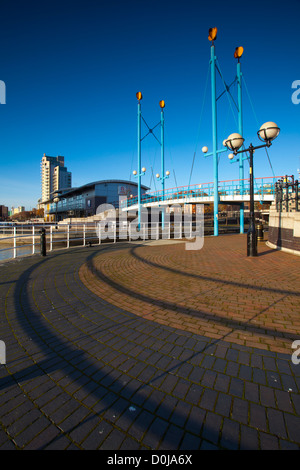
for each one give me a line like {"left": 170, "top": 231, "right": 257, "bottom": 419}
{"left": 0, "top": 234, "right": 300, "bottom": 450}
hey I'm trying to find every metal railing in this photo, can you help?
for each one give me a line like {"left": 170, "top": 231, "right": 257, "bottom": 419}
{"left": 121, "top": 176, "right": 282, "bottom": 209}
{"left": 0, "top": 223, "right": 103, "bottom": 260}
{"left": 0, "top": 218, "right": 210, "bottom": 261}
{"left": 0, "top": 221, "right": 193, "bottom": 261}
{"left": 275, "top": 175, "right": 299, "bottom": 212}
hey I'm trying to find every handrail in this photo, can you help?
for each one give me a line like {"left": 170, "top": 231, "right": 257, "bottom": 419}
{"left": 275, "top": 175, "right": 299, "bottom": 212}
{"left": 0, "top": 224, "right": 102, "bottom": 261}
{"left": 121, "top": 176, "right": 281, "bottom": 209}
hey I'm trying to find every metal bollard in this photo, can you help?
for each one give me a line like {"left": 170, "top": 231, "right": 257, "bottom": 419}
{"left": 247, "top": 227, "right": 257, "bottom": 256}
{"left": 256, "top": 223, "right": 264, "bottom": 241}
{"left": 40, "top": 228, "right": 46, "bottom": 256}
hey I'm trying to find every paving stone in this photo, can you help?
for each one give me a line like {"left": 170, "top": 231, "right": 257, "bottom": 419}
{"left": 215, "top": 393, "right": 232, "bottom": 417}
{"left": 142, "top": 417, "right": 169, "bottom": 449}
{"left": 259, "top": 432, "right": 279, "bottom": 450}
{"left": 179, "top": 432, "right": 202, "bottom": 450}
{"left": 284, "top": 413, "right": 300, "bottom": 443}
{"left": 231, "top": 397, "right": 248, "bottom": 424}
{"left": 249, "top": 403, "right": 268, "bottom": 432}
{"left": 220, "top": 418, "right": 240, "bottom": 450}
{"left": 240, "top": 425, "right": 259, "bottom": 450}
{"left": 229, "top": 377, "right": 244, "bottom": 398}
{"left": 169, "top": 401, "right": 191, "bottom": 428}
{"left": 245, "top": 382, "right": 259, "bottom": 403}
{"left": 159, "top": 424, "right": 184, "bottom": 450}
{"left": 201, "top": 412, "right": 222, "bottom": 446}
{"left": 214, "top": 374, "right": 230, "bottom": 393}
{"left": 275, "top": 390, "right": 294, "bottom": 413}
{"left": 199, "top": 389, "right": 218, "bottom": 412}
{"left": 267, "top": 408, "right": 287, "bottom": 439}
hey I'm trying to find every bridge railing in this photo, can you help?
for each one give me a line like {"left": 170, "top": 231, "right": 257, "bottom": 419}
{"left": 121, "top": 176, "right": 282, "bottom": 209}
{"left": 275, "top": 175, "right": 299, "bottom": 212}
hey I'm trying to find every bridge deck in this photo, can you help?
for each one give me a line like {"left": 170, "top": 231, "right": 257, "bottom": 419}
{"left": 121, "top": 176, "right": 282, "bottom": 211}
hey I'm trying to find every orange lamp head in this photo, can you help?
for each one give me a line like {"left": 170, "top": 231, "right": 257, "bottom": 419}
{"left": 208, "top": 27, "right": 217, "bottom": 42}
{"left": 136, "top": 91, "right": 143, "bottom": 101}
{"left": 234, "top": 46, "right": 244, "bottom": 59}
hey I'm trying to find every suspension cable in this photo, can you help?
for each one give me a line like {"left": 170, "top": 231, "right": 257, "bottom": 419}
{"left": 242, "top": 75, "right": 276, "bottom": 177}
{"left": 188, "top": 63, "right": 210, "bottom": 188}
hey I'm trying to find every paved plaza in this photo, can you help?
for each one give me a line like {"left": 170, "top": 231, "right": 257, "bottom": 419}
{"left": 0, "top": 234, "right": 300, "bottom": 450}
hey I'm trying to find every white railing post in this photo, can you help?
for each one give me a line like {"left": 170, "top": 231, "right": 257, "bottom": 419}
{"left": 114, "top": 223, "right": 116, "bottom": 243}
{"left": 168, "top": 221, "right": 171, "bottom": 240}
{"left": 83, "top": 224, "right": 86, "bottom": 246}
{"left": 143, "top": 223, "right": 146, "bottom": 241}
{"left": 13, "top": 226, "right": 17, "bottom": 258}
{"left": 32, "top": 226, "right": 35, "bottom": 254}
{"left": 67, "top": 225, "right": 70, "bottom": 249}
{"left": 156, "top": 222, "right": 159, "bottom": 240}
{"left": 50, "top": 226, "right": 53, "bottom": 251}
{"left": 98, "top": 224, "right": 101, "bottom": 245}
{"left": 129, "top": 223, "right": 131, "bottom": 242}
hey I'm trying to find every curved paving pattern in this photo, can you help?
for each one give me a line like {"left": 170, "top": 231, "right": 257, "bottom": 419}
{"left": 0, "top": 236, "right": 299, "bottom": 450}
{"left": 80, "top": 236, "right": 300, "bottom": 354}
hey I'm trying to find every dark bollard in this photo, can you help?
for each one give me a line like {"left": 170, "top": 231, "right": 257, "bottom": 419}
{"left": 40, "top": 228, "right": 46, "bottom": 256}
{"left": 256, "top": 223, "right": 264, "bottom": 241}
{"left": 247, "top": 224, "right": 257, "bottom": 257}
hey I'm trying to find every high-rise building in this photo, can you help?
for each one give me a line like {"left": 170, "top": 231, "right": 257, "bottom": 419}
{"left": 0, "top": 205, "right": 8, "bottom": 220}
{"left": 41, "top": 154, "right": 72, "bottom": 203}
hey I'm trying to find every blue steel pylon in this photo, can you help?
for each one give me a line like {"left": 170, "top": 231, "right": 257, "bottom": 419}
{"left": 237, "top": 50, "right": 245, "bottom": 234}
{"left": 204, "top": 28, "right": 228, "bottom": 236}
{"left": 228, "top": 47, "right": 248, "bottom": 234}
{"left": 204, "top": 30, "right": 246, "bottom": 236}
{"left": 134, "top": 92, "right": 167, "bottom": 229}
{"left": 156, "top": 100, "right": 170, "bottom": 229}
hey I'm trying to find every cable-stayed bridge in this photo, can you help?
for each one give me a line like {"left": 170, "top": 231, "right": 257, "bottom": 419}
{"left": 120, "top": 176, "right": 281, "bottom": 212}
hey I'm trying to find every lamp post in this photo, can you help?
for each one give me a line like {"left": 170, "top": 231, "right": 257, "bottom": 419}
{"left": 235, "top": 46, "right": 245, "bottom": 234}
{"left": 209, "top": 27, "right": 219, "bottom": 236}
{"left": 157, "top": 99, "right": 168, "bottom": 229}
{"left": 225, "top": 122, "right": 280, "bottom": 256}
{"left": 136, "top": 92, "right": 143, "bottom": 229}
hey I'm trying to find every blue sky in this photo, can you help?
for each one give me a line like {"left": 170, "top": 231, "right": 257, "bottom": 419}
{"left": 0, "top": 0, "right": 299, "bottom": 210}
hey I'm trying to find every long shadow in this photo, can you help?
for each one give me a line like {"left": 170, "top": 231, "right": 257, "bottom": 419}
{"left": 0, "top": 280, "right": 18, "bottom": 286}
{"left": 0, "top": 244, "right": 227, "bottom": 450}
{"left": 130, "top": 245, "right": 300, "bottom": 298}
{"left": 86, "top": 247, "right": 300, "bottom": 344}
{"left": 257, "top": 247, "right": 278, "bottom": 257}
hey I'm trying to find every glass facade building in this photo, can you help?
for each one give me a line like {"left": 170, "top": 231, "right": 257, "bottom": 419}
{"left": 45, "top": 180, "right": 149, "bottom": 221}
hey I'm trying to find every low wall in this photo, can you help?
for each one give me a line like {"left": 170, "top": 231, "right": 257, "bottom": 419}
{"left": 267, "top": 208, "right": 300, "bottom": 256}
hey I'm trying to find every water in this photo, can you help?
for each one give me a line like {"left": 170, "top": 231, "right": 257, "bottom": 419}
{"left": 0, "top": 244, "right": 34, "bottom": 261}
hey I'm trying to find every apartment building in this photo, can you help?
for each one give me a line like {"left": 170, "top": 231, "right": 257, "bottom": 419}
{"left": 0, "top": 205, "right": 8, "bottom": 220}
{"left": 41, "top": 154, "right": 72, "bottom": 203}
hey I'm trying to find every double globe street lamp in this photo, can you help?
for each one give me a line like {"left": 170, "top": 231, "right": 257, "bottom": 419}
{"left": 225, "top": 122, "right": 280, "bottom": 256}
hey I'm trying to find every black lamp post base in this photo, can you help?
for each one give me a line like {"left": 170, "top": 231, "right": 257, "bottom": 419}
{"left": 247, "top": 229, "right": 257, "bottom": 257}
